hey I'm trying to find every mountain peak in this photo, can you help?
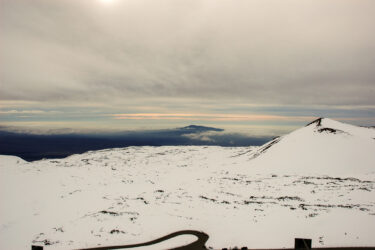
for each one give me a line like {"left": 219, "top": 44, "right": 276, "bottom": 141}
{"left": 305, "top": 117, "right": 324, "bottom": 127}
{"left": 250, "top": 117, "right": 375, "bottom": 175}
{"left": 305, "top": 118, "right": 350, "bottom": 131}
{"left": 180, "top": 125, "right": 224, "bottom": 132}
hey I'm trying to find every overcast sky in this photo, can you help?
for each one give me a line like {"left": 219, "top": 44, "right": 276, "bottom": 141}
{"left": 1, "top": 0, "right": 375, "bottom": 135}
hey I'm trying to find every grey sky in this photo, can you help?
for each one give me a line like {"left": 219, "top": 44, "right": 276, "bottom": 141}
{"left": 1, "top": 0, "right": 375, "bottom": 133}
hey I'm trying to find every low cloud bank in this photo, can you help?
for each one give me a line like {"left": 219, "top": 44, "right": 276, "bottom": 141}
{"left": 0, "top": 125, "right": 273, "bottom": 161}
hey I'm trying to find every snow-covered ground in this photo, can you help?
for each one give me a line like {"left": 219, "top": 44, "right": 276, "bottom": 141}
{"left": 0, "top": 118, "right": 374, "bottom": 249}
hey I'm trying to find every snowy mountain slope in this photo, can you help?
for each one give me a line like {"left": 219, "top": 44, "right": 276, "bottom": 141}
{"left": 0, "top": 155, "right": 26, "bottom": 165}
{"left": 0, "top": 119, "right": 374, "bottom": 250}
{"left": 248, "top": 118, "right": 375, "bottom": 175}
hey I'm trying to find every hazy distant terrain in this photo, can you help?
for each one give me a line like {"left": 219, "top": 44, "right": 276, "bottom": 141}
{"left": 0, "top": 119, "right": 374, "bottom": 249}
{"left": 0, "top": 125, "right": 272, "bottom": 161}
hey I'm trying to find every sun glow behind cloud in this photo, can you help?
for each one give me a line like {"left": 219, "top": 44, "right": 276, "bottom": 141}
{"left": 98, "top": 0, "right": 116, "bottom": 4}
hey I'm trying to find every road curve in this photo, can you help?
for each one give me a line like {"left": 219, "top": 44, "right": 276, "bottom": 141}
{"left": 77, "top": 230, "right": 209, "bottom": 250}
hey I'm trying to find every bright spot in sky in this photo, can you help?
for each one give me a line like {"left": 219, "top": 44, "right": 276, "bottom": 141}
{"left": 99, "top": 0, "right": 115, "bottom": 4}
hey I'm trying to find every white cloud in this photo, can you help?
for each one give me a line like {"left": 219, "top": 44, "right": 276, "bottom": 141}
{"left": 1, "top": 0, "right": 374, "bottom": 107}
{"left": 0, "top": 110, "right": 47, "bottom": 114}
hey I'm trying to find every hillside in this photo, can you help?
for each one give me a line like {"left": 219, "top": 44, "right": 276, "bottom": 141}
{"left": 0, "top": 118, "right": 374, "bottom": 249}
{"left": 248, "top": 118, "right": 375, "bottom": 175}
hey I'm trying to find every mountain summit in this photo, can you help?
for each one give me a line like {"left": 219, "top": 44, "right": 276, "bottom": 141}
{"left": 249, "top": 118, "right": 375, "bottom": 175}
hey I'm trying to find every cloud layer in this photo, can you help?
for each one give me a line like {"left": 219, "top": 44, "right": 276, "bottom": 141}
{"left": 1, "top": 0, "right": 375, "bottom": 105}
{"left": 1, "top": 0, "right": 375, "bottom": 132}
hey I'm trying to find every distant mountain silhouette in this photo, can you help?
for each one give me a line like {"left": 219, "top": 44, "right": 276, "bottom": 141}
{"left": 178, "top": 125, "right": 224, "bottom": 132}
{"left": 0, "top": 125, "right": 271, "bottom": 161}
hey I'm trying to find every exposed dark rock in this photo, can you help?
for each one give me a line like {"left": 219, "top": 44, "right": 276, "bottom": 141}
{"left": 277, "top": 196, "right": 304, "bottom": 202}
{"left": 317, "top": 127, "right": 346, "bottom": 134}
{"left": 250, "top": 136, "right": 281, "bottom": 159}
{"left": 99, "top": 210, "right": 120, "bottom": 216}
{"left": 259, "top": 137, "right": 281, "bottom": 154}
{"left": 306, "top": 118, "right": 323, "bottom": 127}
{"left": 199, "top": 195, "right": 217, "bottom": 202}
{"left": 110, "top": 229, "right": 125, "bottom": 234}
